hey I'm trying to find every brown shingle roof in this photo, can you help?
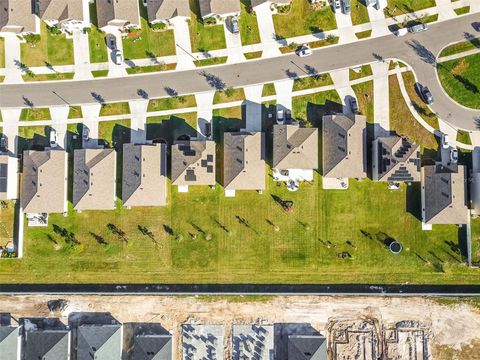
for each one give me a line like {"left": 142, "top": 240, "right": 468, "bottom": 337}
{"left": 21, "top": 150, "right": 67, "bottom": 214}
{"left": 422, "top": 164, "right": 468, "bottom": 225}
{"left": 122, "top": 143, "right": 167, "bottom": 207}
{"left": 146, "top": 0, "right": 190, "bottom": 22}
{"left": 171, "top": 140, "right": 216, "bottom": 186}
{"left": 322, "top": 114, "right": 366, "bottom": 179}
{"left": 0, "top": 0, "right": 37, "bottom": 33}
{"left": 96, "top": 0, "right": 140, "bottom": 28}
{"left": 272, "top": 124, "right": 318, "bottom": 170}
{"left": 223, "top": 132, "right": 265, "bottom": 191}
{"left": 199, "top": 0, "right": 240, "bottom": 18}
{"left": 73, "top": 148, "right": 116, "bottom": 211}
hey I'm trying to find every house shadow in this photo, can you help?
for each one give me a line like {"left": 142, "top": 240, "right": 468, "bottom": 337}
{"left": 68, "top": 312, "right": 119, "bottom": 328}
{"left": 305, "top": 100, "right": 343, "bottom": 128}
{"left": 16, "top": 126, "right": 52, "bottom": 155}
{"left": 273, "top": 323, "right": 322, "bottom": 360}
{"left": 406, "top": 182, "right": 422, "bottom": 221}
{"left": 146, "top": 115, "right": 198, "bottom": 146}
{"left": 19, "top": 317, "right": 66, "bottom": 330}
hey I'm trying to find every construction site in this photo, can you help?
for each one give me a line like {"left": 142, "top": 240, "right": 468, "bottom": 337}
{"left": 0, "top": 295, "right": 479, "bottom": 359}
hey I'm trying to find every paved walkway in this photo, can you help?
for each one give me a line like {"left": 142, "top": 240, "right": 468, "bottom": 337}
{"left": 224, "top": 23, "right": 245, "bottom": 64}
{"left": 330, "top": 69, "right": 356, "bottom": 115}
{"left": 81, "top": 104, "right": 101, "bottom": 148}
{"left": 50, "top": 106, "right": 70, "bottom": 149}
{"left": 243, "top": 84, "right": 264, "bottom": 132}
{"left": 371, "top": 61, "right": 390, "bottom": 137}
{"left": 334, "top": 12, "right": 356, "bottom": 44}
{"left": 172, "top": 17, "right": 196, "bottom": 70}
{"left": 274, "top": 79, "right": 294, "bottom": 112}
{"left": 438, "top": 47, "right": 480, "bottom": 63}
{"left": 195, "top": 91, "right": 215, "bottom": 137}
{"left": 129, "top": 100, "right": 149, "bottom": 144}
{"left": 3, "top": 34, "right": 23, "bottom": 83}
{"left": 72, "top": 30, "right": 93, "bottom": 80}
{"left": 255, "top": 3, "right": 281, "bottom": 58}
{"left": 367, "top": 3, "right": 389, "bottom": 38}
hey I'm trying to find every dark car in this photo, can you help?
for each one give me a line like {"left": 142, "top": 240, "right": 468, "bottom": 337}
{"left": 414, "top": 82, "right": 434, "bottom": 105}
{"left": 349, "top": 97, "right": 359, "bottom": 114}
{"left": 204, "top": 123, "right": 212, "bottom": 138}
{"left": 229, "top": 17, "right": 239, "bottom": 34}
{"left": 0, "top": 135, "right": 7, "bottom": 152}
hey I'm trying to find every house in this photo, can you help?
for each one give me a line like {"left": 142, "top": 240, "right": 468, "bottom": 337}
{"left": 272, "top": 124, "right": 318, "bottom": 185}
{"left": 96, "top": 0, "right": 140, "bottom": 31}
{"left": 21, "top": 318, "right": 71, "bottom": 360}
{"left": 471, "top": 148, "right": 480, "bottom": 216}
{"left": 21, "top": 150, "right": 68, "bottom": 214}
{"left": 322, "top": 114, "right": 366, "bottom": 179}
{"left": 73, "top": 148, "right": 116, "bottom": 211}
{"left": 146, "top": 0, "right": 191, "bottom": 24}
{"left": 171, "top": 140, "right": 215, "bottom": 191}
{"left": 372, "top": 135, "right": 420, "bottom": 182}
{"left": 421, "top": 164, "right": 469, "bottom": 225}
{"left": 0, "top": 0, "right": 37, "bottom": 34}
{"left": 223, "top": 132, "right": 265, "bottom": 195}
{"left": 0, "top": 315, "right": 21, "bottom": 360}
{"left": 288, "top": 334, "right": 328, "bottom": 360}
{"left": 198, "top": 0, "right": 240, "bottom": 19}
{"left": 250, "top": 0, "right": 292, "bottom": 9}
{"left": 75, "top": 324, "right": 122, "bottom": 360}
{"left": 131, "top": 327, "right": 172, "bottom": 360}
{"left": 122, "top": 143, "right": 167, "bottom": 207}
{"left": 34, "top": 0, "right": 88, "bottom": 32}
{"left": 0, "top": 154, "right": 18, "bottom": 201}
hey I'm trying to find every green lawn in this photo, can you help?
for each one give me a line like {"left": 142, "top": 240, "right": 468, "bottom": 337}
{"left": 439, "top": 37, "right": 480, "bottom": 58}
{"left": 19, "top": 108, "right": 51, "bottom": 121}
{"left": 194, "top": 57, "right": 228, "bottom": 67}
{"left": 454, "top": 5, "right": 470, "bottom": 15}
{"left": 349, "top": 65, "right": 373, "bottom": 81}
{"left": 99, "top": 102, "right": 131, "bottom": 116}
{"left": 273, "top": 0, "right": 337, "bottom": 39}
{"left": 17, "top": 125, "right": 51, "bottom": 154}
{"left": 148, "top": 95, "right": 197, "bottom": 112}
{"left": 123, "top": 0, "right": 176, "bottom": 59}
{"left": 389, "top": 75, "right": 438, "bottom": 151}
{"left": 244, "top": 51, "right": 263, "bottom": 60}
{"left": 189, "top": 0, "right": 226, "bottom": 52}
{"left": 351, "top": 0, "right": 370, "bottom": 25}
{"left": 213, "top": 88, "right": 245, "bottom": 104}
{"left": 385, "top": 0, "right": 436, "bottom": 16}
{"left": 293, "top": 73, "right": 333, "bottom": 91}
{"left": 146, "top": 112, "right": 198, "bottom": 144}
{"left": 0, "top": 200, "right": 15, "bottom": 244}
{"left": 126, "top": 63, "right": 176, "bottom": 74}
{"left": 88, "top": 1, "right": 108, "bottom": 63}
{"left": 355, "top": 30, "right": 372, "bottom": 39}
{"left": 239, "top": 0, "right": 261, "bottom": 45}
{"left": 0, "top": 37, "right": 5, "bottom": 68}
{"left": 21, "top": 22, "right": 74, "bottom": 67}
{"left": 68, "top": 106, "right": 83, "bottom": 119}
{"left": 98, "top": 119, "right": 131, "bottom": 149}
{"left": 22, "top": 73, "right": 74, "bottom": 82}
{"left": 456, "top": 130, "right": 472, "bottom": 145}
{"left": 352, "top": 80, "right": 374, "bottom": 123}
{"left": 262, "top": 83, "right": 276, "bottom": 97}
{"left": 292, "top": 90, "right": 342, "bottom": 127}
{"left": 437, "top": 53, "right": 480, "bottom": 109}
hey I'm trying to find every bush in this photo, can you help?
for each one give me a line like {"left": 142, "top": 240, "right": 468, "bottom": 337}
{"left": 83, "top": 27, "right": 91, "bottom": 34}
{"left": 24, "top": 34, "right": 41, "bottom": 45}
{"left": 47, "top": 25, "right": 62, "bottom": 35}
{"left": 151, "top": 22, "right": 167, "bottom": 31}
{"left": 276, "top": 4, "right": 291, "bottom": 13}
{"left": 203, "top": 17, "right": 217, "bottom": 26}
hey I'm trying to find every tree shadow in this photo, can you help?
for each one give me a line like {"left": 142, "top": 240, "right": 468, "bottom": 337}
{"left": 406, "top": 40, "right": 436, "bottom": 66}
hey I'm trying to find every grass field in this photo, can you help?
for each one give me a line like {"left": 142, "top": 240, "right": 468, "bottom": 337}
{"left": 292, "top": 90, "right": 342, "bottom": 127}
{"left": 21, "top": 22, "right": 74, "bottom": 67}
{"left": 273, "top": 0, "right": 337, "bottom": 38}
{"left": 148, "top": 95, "right": 197, "bottom": 112}
{"left": 0, "top": 37, "right": 4, "bottom": 68}
{"left": 19, "top": 108, "right": 51, "bottom": 121}
{"left": 437, "top": 53, "right": 480, "bottom": 109}
{"left": 439, "top": 37, "right": 480, "bottom": 58}
{"left": 262, "top": 83, "right": 276, "bottom": 97}
{"left": 88, "top": 1, "right": 108, "bottom": 63}
{"left": 352, "top": 80, "right": 374, "bottom": 123}
{"left": 351, "top": 0, "right": 370, "bottom": 25}
{"left": 0, "top": 200, "right": 15, "bottom": 244}
{"left": 292, "top": 73, "right": 333, "bottom": 91}
{"left": 213, "top": 88, "right": 245, "bottom": 104}
{"left": 240, "top": 0, "right": 261, "bottom": 45}
{"left": 123, "top": 0, "right": 176, "bottom": 59}
{"left": 385, "top": 0, "right": 436, "bottom": 17}
{"left": 189, "top": 0, "right": 226, "bottom": 52}
{"left": 99, "top": 102, "right": 131, "bottom": 116}
{"left": 349, "top": 65, "right": 373, "bottom": 81}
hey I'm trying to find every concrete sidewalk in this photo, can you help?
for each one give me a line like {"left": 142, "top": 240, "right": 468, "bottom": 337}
{"left": 172, "top": 17, "right": 196, "bottom": 70}
{"left": 255, "top": 3, "right": 281, "bottom": 58}
{"left": 224, "top": 22, "right": 245, "bottom": 64}
{"left": 3, "top": 34, "right": 23, "bottom": 83}
{"left": 72, "top": 30, "right": 93, "bottom": 80}
{"left": 371, "top": 61, "right": 390, "bottom": 137}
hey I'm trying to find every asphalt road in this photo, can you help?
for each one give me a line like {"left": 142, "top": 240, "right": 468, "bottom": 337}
{"left": 1, "top": 14, "right": 480, "bottom": 129}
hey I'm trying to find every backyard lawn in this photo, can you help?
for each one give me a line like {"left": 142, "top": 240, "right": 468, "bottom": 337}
{"left": 88, "top": 1, "right": 108, "bottom": 63}
{"left": 437, "top": 54, "right": 480, "bottom": 109}
{"left": 350, "top": 0, "right": 370, "bottom": 25}
{"left": 0, "top": 200, "right": 15, "bottom": 244}
{"left": 273, "top": 0, "right": 337, "bottom": 39}
{"left": 239, "top": 0, "right": 261, "bottom": 45}
{"left": 189, "top": 0, "right": 226, "bottom": 52}
{"left": 21, "top": 22, "right": 74, "bottom": 67}
{"left": 385, "top": 0, "right": 436, "bottom": 16}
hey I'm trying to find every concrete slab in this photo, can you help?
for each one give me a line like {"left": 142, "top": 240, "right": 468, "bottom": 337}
{"left": 0, "top": 108, "right": 21, "bottom": 154}
{"left": 274, "top": 79, "right": 294, "bottom": 110}
{"left": 50, "top": 106, "right": 70, "bottom": 149}
{"left": 330, "top": 69, "right": 357, "bottom": 115}
{"left": 195, "top": 91, "right": 216, "bottom": 136}
{"left": 129, "top": 99, "right": 149, "bottom": 144}
{"left": 72, "top": 30, "right": 93, "bottom": 80}
{"left": 3, "top": 34, "right": 24, "bottom": 83}
{"left": 172, "top": 17, "right": 196, "bottom": 70}
{"left": 182, "top": 324, "right": 224, "bottom": 360}
{"left": 436, "top": 0, "right": 457, "bottom": 21}
{"left": 367, "top": 5, "right": 390, "bottom": 37}
{"left": 224, "top": 23, "right": 245, "bottom": 64}
{"left": 371, "top": 61, "right": 390, "bottom": 137}
{"left": 81, "top": 104, "right": 101, "bottom": 148}
{"left": 255, "top": 3, "right": 281, "bottom": 58}
{"left": 322, "top": 177, "right": 349, "bottom": 190}
{"left": 244, "top": 84, "right": 263, "bottom": 132}
{"left": 233, "top": 324, "right": 274, "bottom": 360}
{"left": 107, "top": 31, "right": 128, "bottom": 77}
{"left": 334, "top": 12, "right": 357, "bottom": 44}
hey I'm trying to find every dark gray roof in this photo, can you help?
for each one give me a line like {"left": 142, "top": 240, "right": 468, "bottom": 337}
{"left": 24, "top": 329, "right": 70, "bottom": 360}
{"left": 0, "top": 326, "right": 19, "bottom": 360}
{"left": 288, "top": 335, "right": 327, "bottom": 360}
{"left": 171, "top": 140, "right": 205, "bottom": 181}
{"left": 76, "top": 325, "right": 122, "bottom": 360}
{"left": 132, "top": 334, "right": 172, "bottom": 360}
{"left": 272, "top": 125, "right": 318, "bottom": 169}
{"left": 322, "top": 115, "right": 354, "bottom": 175}
{"left": 423, "top": 164, "right": 454, "bottom": 223}
{"left": 146, "top": 0, "right": 190, "bottom": 22}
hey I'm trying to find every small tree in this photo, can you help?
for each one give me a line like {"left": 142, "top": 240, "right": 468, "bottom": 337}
{"left": 224, "top": 87, "right": 235, "bottom": 98}
{"left": 24, "top": 34, "right": 41, "bottom": 46}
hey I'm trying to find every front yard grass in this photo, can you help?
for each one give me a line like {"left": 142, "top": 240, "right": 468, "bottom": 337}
{"left": 352, "top": 80, "right": 374, "bottom": 123}
{"left": 126, "top": 63, "right": 176, "bottom": 74}
{"left": 194, "top": 57, "right": 228, "bottom": 67}
{"left": 293, "top": 73, "right": 333, "bottom": 91}
{"left": 17, "top": 125, "right": 51, "bottom": 153}
{"left": 88, "top": 1, "right": 108, "bottom": 63}
{"left": 99, "top": 102, "right": 131, "bottom": 116}
{"left": 98, "top": 119, "right": 131, "bottom": 149}
{"left": 262, "top": 83, "right": 276, "bottom": 97}
{"left": 456, "top": 130, "right": 472, "bottom": 145}
{"left": 123, "top": 0, "right": 176, "bottom": 59}
{"left": 439, "top": 37, "right": 480, "bottom": 58}
{"left": 189, "top": 0, "right": 226, "bottom": 52}
{"left": 19, "top": 108, "right": 51, "bottom": 121}
{"left": 389, "top": 74, "right": 438, "bottom": 151}
{"left": 349, "top": 64, "right": 373, "bottom": 81}
{"left": 22, "top": 73, "right": 74, "bottom": 82}
{"left": 213, "top": 88, "right": 245, "bottom": 104}
{"left": 21, "top": 22, "right": 74, "bottom": 67}
{"left": 292, "top": 89, "right": 342, "bottom": 127}
{"left": 437, "top": 53, "right": 480, "bottom": 109}
{"left": 240, "top": 0, "right": 261, "bottom": 45}
{"left": 351, "top": 0, "right": 370, "bottom": 25}
{"left": 148, "top": 95, "right": 196, "bottom": 112}
{"left": 273, "top": 0, "right": 337, "bottom": 39}
{"left": 454, "top": 5, "right": 470, "bottom": 15}
{"left": 146, "top": 112, "right": 198, "bottom": 144}
{"left": 384, "top": 0, "right": 436, "bottom": 17}
{"left": 0, "top": 37, "right": 4, "bottom": 68}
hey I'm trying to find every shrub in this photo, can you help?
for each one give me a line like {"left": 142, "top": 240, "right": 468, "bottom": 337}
{"left": 203, "top": 17, "right": 217, "bottom": 26}
{"left": 47, "top": 25, "right": 62, "bottom": 35}
{"left": 151, "top": 22, "right": 167, "bottom": 31}
{"left": 24, "top": 34, "right": 41, "bottom": 45}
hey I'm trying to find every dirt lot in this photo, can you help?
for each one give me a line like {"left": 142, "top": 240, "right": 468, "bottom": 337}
{"left": 1, "top": 295, "right": 479, "bottom": 359}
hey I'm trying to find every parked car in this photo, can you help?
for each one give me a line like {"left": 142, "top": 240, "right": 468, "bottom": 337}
{"left": 341, "top": 0, "right": 351, "bottom": 15}
{"left": 229, "top": 17, "right": 239, "bottom": 34}
{"left": 333, "top": 0, "right": 341, "bottom": 13}
{"left": 296, "top": 44, "right": 312, "bottom": 57}
{"left": 414, "top": 82, "right": 433, "bottom": 104}
{"left": 450, "top": 148, "right": 459, "bottom": 164}
{"left": 441, "top": 134, "right": 450, "bottom": 149}
{"left": 472, "top": 22, "right": 480, "bottom": 32}
{"left": 349, "top": 97, "right": 359, "bottom": 114}
{"left": 0, "top": 135, "right": 7, "bottom": 152}
{"left": 82, "top": 126, "right": 90, "bottom": 141}
{"left": 49, "top": 130, "right": 57, "bottom": 148}
{"left": 106, "top": 34, "right": 116, "bottom": 50}
{"left": 204, "top": 123, "right": 212, "bottom": 138}
{"left": 114, "top": 50, "right": 123, "bottom": 65}
{"left": 408, "top": 23, "right": 428, "bottom": 33}
{"left": 277, "top": 108, "right": 285, "bottom": 124}
{"left": 394, "top": 28, "right": 408, "bottom": 37}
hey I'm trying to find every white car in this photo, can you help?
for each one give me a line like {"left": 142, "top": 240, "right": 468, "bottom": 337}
{"left": 394, "top": 28, "right": 408, "bottom": 37}
{"left": 441, "top": 134, "right": 450, "bottom": 149}
{"left": 276, "top": 108, "right": 285, "bottom": 124}
{"left": 450, "top": 148, "right": 459, "bottom": 164}
{"left": 333, "top": 0, "right": 341, "bottom": 13}
{"left": 296, "top": 44, "right": 312, "bottom": 57}
{"left": 49, "top": 130, "right": 57, "bottom": 148}
{"left": 114, "top": 50, "right": 123, "bottom": 65}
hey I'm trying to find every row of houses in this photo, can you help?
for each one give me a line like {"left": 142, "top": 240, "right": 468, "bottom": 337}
{"left": 0, "top": 313, "right": 327, "bottom": 360}
{"left": 0, "top": 0, "right": 291, "bottom": 35}
{"left": 0, "top": 114, "right": 471, "bottom": 226}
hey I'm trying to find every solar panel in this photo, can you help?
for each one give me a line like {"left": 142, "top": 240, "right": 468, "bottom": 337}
{"left": 207, "top": 165, "right": 214, "bottom": 174}
{"left": 185, "top": 169, "right": 196, "bottom": 182}
{"left": 207, "top": 155, "right": 213, "bottom": 162}
{"left": 0, "top": 164, "right": 7, "bottom": 177}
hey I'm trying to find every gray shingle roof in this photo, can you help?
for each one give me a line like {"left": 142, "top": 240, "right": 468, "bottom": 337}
{"left": 171, "top": 140, "right": 216, "bottom": 186}
{"left": 272, "top": 124, "right": 318, "bottom": 170}
{"left": 199, "top": 0, "right": 240, "bottom": 18}
{"left": 223, "top": 132, "right": 265, "bottom": 191}
{"left": 0, "top": 326, "right": 20, "bottom": 360}
{"left": 76, "top": 325, "right": 122, "bottom": 360}
{"left": 96, "top": 0, "right": 140, "bottom": 28}
{"left": 422, "top": 164, "right": 468, "bottom": 224}
{"left": 37, "top": 0, "right": 84, "bottom": 21}
{"left": 288, "top": 335, "right": 327, "bottom": 360}
{"left": 24, "top": 329, "right": 70, "bottom": 360}
{"left": 122, "top": 143, "right": 167, "bottom": 207}
{"left": 322, "top": 114, "right": 366, "bottom": 179}
{"left": 73, "top": 148, "right": 116, "bottom": 211}
{"left": 0, "top": 0, "right": 37, "bottom": 33}
{"left": 146, "top": 0, "right": 191, "bottom": 22}
{"left": 132, "top": 334, "right": 172, "bottom": 360}
{"left": 0, "top": 154, "right": 9, "bottom": 200}
{"left": 21, "top": 150, "right": 67, "bottom": 214}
